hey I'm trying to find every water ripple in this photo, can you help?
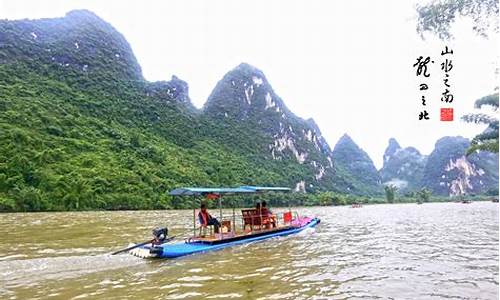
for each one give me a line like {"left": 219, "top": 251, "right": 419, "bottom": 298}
{"left": 0, "top": 202, "right": 497, "bottom": 299}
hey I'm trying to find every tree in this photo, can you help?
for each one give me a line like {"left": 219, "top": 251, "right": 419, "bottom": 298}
{"left": 461, "top": 93, "right": 499, "bottom": 155}
{"left": 0, "top": 195, "right": 16, "bottom": 212}
{"left": 384, "top": 184, "right": 397, "bottom": 203}
{"left": 416, "top": 0, "right": 499, "bottom": 39}
{"left": 317, "top": 192, "right": 333, "bottom": 206}
{"left": 330, "top": 193, "right": 347, "bottom": 206}
{"left": 416, "top": 188, "right": 432, "bottom": 203}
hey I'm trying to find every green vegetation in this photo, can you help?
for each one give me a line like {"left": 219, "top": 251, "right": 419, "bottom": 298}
{"left": 417, "top": 0, "right": 499, "bottom": 156}
{"left": 0, "top": 64, "right": 302, "bottom": 211}
{"left": 257, "top": 191, "right": 494, "bottom": 208}
{"left": 0, "top": 10, "right": 497, "bottom": 212}
{"left": 416, "top": 0, "right": 499, "bottom": 39}
{"left": 416, "top": 188, "right": 432, "bottom": 203}
{"left": 331, "top": 134, "right": 382, "bottom": 195}
{"left": 384, "top": 185, "right": 397, "bottom": 203}
{"left": 379, "top": 139, "right": 427, "bottom": 192}
{"left": 462, "top": 93, "right": 499, "bottom": 155}
{"left": 0, "top": 11, "right": 341, "bottom": 212}
{"left": 419, "top": 136, "right": 498, "bottom": 196}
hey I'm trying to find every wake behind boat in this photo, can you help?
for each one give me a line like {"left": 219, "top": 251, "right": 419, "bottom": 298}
{"left": 121, "top": 186, "right": 320, "bottom": 259}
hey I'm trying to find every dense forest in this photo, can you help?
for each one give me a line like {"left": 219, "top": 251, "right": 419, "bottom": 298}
{"left": 0, "top": 10, "right": 349, "bottom": 211}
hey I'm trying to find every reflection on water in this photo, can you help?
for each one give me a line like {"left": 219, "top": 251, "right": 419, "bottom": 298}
{"left": 0, "top": 202, "right": 498, "bottom": 299}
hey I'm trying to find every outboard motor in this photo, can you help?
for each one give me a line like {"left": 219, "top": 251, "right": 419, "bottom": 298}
{"left": 152, "top": 227, "right": 168, "bottom": 245}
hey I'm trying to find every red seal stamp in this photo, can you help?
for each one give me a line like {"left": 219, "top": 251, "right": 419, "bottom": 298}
{"left": 440, "top": 108, "right": 453, "bottom": 121}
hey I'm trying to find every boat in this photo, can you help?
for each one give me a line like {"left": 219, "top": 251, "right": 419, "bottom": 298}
{"left": 126, "top": 186, "right": 320, "bottom": 259}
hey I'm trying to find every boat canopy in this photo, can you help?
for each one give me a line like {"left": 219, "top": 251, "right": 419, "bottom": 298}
{"left": 169, "top": 187, "right": 254, "bottom": 196}
{"left": 239, "top": 186, "right": 290, "bottom": 192}
{"left": 169, "top": 186, "right": 290, "bottom": 196}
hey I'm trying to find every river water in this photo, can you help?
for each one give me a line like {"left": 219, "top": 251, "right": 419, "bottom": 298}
{"left": 0, "top": 202, "right": 498, "bottom": 299}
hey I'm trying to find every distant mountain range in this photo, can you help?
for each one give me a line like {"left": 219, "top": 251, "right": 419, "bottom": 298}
{"left": 380, "top": 136, "right": 498, "bottom": 196}
{"left": 380, "top": 138, "right": 426, "bottom": 191}
{"left": 0, "top": 10, "right": 497, "bottom": 210}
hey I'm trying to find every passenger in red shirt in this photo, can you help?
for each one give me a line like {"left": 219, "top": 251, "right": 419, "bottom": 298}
{"left": 198, "top": 203, "right": 221, "bottom": 233}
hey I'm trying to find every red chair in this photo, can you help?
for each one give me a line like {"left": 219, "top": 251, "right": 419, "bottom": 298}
{"left": 283, "top": 211, "right": 292, "bottom": 224}
{"left": 242, "top": 209, "right": 267, "bottom": 230}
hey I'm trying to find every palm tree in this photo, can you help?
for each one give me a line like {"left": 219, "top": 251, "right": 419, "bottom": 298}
{"left": 461, "top": 93, "right": 499, "bottom": 155}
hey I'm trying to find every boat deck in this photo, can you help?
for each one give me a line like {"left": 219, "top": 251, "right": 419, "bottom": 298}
{"left": 189, "top": 224, "right": 294, "bottom": 244}
{"left": 129, "top": 217, "right": 320, "bottom": 259}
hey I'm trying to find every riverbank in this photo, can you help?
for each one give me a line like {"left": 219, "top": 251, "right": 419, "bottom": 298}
{"left": 1, "top": 193, "right": 497, "bottom": 213}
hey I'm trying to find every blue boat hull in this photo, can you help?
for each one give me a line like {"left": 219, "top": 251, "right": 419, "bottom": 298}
{"left": 138, "top": 217, "right": 320, "bottom": 259}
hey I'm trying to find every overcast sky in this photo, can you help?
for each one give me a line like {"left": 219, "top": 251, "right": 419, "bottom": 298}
{"left": 1, "top": 0, "right": 498, "bottom": 168}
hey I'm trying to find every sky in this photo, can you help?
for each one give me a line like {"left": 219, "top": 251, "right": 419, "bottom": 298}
{"left": 1, "top": 0, "right": 498, "bottom": 168}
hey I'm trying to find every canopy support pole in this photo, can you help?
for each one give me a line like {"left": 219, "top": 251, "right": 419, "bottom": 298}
{"left": 219, "top": 196, "right": 223, "bottom": 221}
{"left": 193, "top": 196, "right": 196, "bottom": 237}
{"left": 259, "top": 199, "right": 262, "bottom": 231}
{"left": 232, "top": 205, "right": 236, "bottom": 234}
{"left": 288, "top": 196, "right": 292, "bottom": 222}
{"left": 219, "top": 195, "right": 223, "bottom": 239}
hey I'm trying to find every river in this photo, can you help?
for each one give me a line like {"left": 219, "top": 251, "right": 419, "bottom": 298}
{"left": 0, "top": 202, "right": 498, "bottom": 299}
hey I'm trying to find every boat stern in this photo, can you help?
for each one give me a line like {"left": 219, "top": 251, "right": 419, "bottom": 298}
{"left": 128, "top": 243, "right": 162, "bottom": 258}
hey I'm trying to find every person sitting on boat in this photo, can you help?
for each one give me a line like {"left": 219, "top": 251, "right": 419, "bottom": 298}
{"left": 261, "top": 201, "right": 272, "bottom": 215}
{"left": 198, "top": 203, "right": 220, "bottom": 233}
{"left": 255, "top": 202, "right": 264, "bottom": 224}
{"left": 261, "top": 201, "right": 277, "bottom": 228}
